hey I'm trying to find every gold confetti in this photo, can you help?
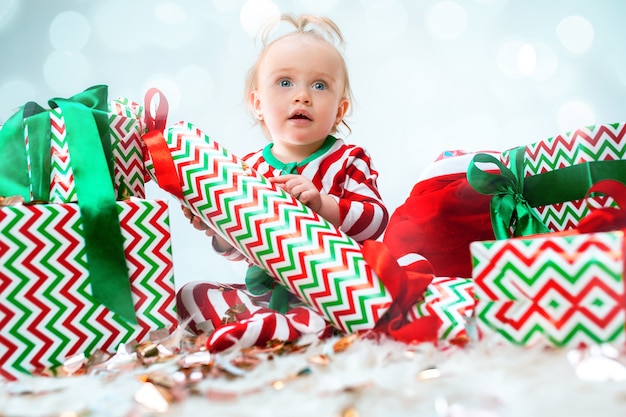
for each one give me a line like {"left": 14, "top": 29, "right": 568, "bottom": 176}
{"left": 272, "top": 379, "right": 285, "bottom": 390}
{"left": 242, "top": 162, "right": 252, "bottom": 175}
{"left": 342, "top": 406, "right": 360, "bottom": 417}
{"left": 134, "top": 382, "right": 172, "bottom": 413}
{"left": 62, "top": 353, "right": 86, "bottom": 376}
{"left": 308, "top": 354, "right": 330, "bottom": 366}
{"left": 333, "top": 334, "right": 358, "bottom": 353}
{"left": 0, "top": 195, "right": 24, "bottom": 206}
{"left": 417, "top": 366, "right": 442, "bottom": 380}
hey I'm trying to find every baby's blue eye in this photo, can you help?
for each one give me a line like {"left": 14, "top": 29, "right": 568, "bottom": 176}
{"left": 279, "top": 79, "right": 292, "bottom": 87}
{"left": 313, "top": 82, "right": 326, "bottom": 90}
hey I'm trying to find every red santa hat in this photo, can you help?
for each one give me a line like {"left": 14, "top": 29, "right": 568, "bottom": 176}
{"left": 384, "top": 151, "right": 499, "bottom": 278}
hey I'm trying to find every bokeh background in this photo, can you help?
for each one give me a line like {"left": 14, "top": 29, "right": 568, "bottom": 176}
{"left": 1, "top": 0, "right": 625, "bottom": 289}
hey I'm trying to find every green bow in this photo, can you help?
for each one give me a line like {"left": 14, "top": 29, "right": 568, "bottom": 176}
{"left": 467, "top": 148, "right": 549, "bottom": 239}
{"left": 0, "top": 85, "right": 136, "bottom": 324}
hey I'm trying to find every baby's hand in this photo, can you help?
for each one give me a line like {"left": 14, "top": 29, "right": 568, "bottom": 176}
{"left": 270, "top": 175, "right": 322, "bottom": 212}
{"left": 181, "top": 205, "right": 216, "bottom": 237}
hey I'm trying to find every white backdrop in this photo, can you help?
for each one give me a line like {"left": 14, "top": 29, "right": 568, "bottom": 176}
{"left": 1, "top": 0, "right": 625, "bottom": 289}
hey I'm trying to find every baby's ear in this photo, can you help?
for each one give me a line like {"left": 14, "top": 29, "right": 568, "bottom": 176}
{"left": 335, "top": 98, "right": 349, "bottom": 124}
{"left": 250, "top": 90, "right": 263, "bottom": 120}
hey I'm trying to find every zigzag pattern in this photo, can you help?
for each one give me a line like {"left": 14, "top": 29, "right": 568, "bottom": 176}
{"left": 108, "top": 99, "right": 147, "bottom": 198}
{"left": 471, "top": 232, "right": 625, "bottom": 347}
{"left": 533, "top": 200, "right": 590, "bottom": 232}
{"left": 41, "top": 101, "right": 146, "bottom": 204}
{"left": 521, "top": 124, "right": 626, "bottom": 176}
{"left": 532, "top": 196, "right": 617, "bottom": 232}
{"left": 23, "top": 123, "right": 32, "bottom": 200}
{"left": 151, "top": 122, "right": 393, "bottom": 333}
{"left": 110, "top": 98, "right": 146, "bottom": 125}
{"left": 0, "top": 200, "right": 177, "bottom": 381}
{"left": 49, "top": 107, "right": 76, "bottom": 203}
{"left": 410, "top": 276, "right": 475, "bottom": 341}
{"left": 495, "top": 123, "right": 626, "bottom": 231}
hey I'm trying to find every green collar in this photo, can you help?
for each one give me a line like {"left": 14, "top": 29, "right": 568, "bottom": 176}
{"left": 262, "top": 135, "right": 337, "bottom": 174}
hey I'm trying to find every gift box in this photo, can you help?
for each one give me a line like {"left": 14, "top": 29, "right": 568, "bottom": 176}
{"left": 407, "top": 276, "right": 475, "bottom": 343}
{"left": 470, "top": 230, "right": 626, "bottom": 347}
{"left": 1, "top": 85, "right": 150, "bottom": 325}
{"left": 468, "top": 123, "right": 626, "bottom": 239}
{"left": 47, "top": 89, "right": 147, "bottom": 202}
{"left": 0, "top": 199, "right": 177, "bottom": 380}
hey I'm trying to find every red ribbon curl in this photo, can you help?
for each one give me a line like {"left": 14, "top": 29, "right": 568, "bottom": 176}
{"left": 362, "top": 240, "right": 441, "bottom": 344}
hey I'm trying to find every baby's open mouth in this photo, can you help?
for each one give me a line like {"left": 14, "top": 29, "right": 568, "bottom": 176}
{"left": 290, "top": 112, "right": 311, "bottom": 120}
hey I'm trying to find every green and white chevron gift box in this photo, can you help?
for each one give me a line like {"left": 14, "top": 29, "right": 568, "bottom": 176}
{"left": 0, "top": 199, "right": 177, "bottom": 381}
{"left": 468, "top": 123, "right": 626, "bottom": 239}
{"left": 0, "top": 85, "right": 147, "bottom": 204}
{"left": 471, "top": 230, "right": 626, "bottom": 347}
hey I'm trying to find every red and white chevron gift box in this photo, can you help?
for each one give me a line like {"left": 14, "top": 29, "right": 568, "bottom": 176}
{"left": 49, "top": 93, "right": 147, "bottom": 203}
{"left": 468, "top": 123, "right": 626, "bottom": 237}
{"left": 0, "top": 199, "right": 177, "bottom": 380}
{"left": 471, "top": 230, "right": 626, "bottom": 347}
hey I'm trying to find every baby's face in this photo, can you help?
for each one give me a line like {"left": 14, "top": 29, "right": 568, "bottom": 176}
{"left": 251, "top": 35, "right": 349, "bottom": 149}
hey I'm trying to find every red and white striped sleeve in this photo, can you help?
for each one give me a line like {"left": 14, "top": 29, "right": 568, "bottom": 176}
{"left": 310, "top": 142, "right": 388, "bottom": 243}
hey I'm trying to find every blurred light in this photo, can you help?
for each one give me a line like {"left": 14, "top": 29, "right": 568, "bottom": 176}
{"left": 49, "top": 11, "right": 91, "bottom": 52}
{"left": 43, "top": 51, "right": 89, "bottom": 94}
{"left": 556, "top": 15, "right": 594, "bottom": 55}
{"left": 0, "top": 80, "right": 36, "bottom": 120}
{"left": 364, "top": 0, "right": 408, "bottom": 41}
{"left": 498, "top": 39, "right": 551, "bottom": 79}
{"left": 298, "top": 0, "right": 339, "bottom": 13}
{"left": 497, "top": 39, "right": 527, "bottom": 78}
{"left": 530, "top": 42, "right": 558, "bottom": 81}
{"left": 426, "top": 1, "right": 467, "bottom": 40}
{"left": 155, "top": 2, "right": 187, "bottom": 24}
{"left": 214, "top": 0, "right": 246, "bottom": 13}
{"left": 150, "top": 2, "right": 197, "bottom": 48}
{"left": 557, "top": 99, "right": 595, "bottom": 133}
{"left": 240, "top": 0, "right": 281, "bottom": 37}
{"left": 175, "top": 65, "right": 215, "bottom": 108}
{"left": 0, "top": 0, "right": 17, "bottom": 27}
{"left": 92, "top": 0, "right": 149, "bottom": 52}
{"left": 517, "top": 43, "right": 536, "bottom": 76}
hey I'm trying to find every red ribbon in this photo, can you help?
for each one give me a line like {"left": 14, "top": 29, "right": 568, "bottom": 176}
{"left": 362, "top": 240, "right": 441, "bottom": 344}
{"left": 578, "top": 179, "right": 626, "bottom": 233}
{"left": 144, "top": 87, "right": 169, "bottom": 132}
{"left": 141, "top": 88, "right": 184, "bottom": 200}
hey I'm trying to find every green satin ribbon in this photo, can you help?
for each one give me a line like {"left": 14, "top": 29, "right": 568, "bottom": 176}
{"left": 0, "top": 85, "right": 136, "bottom": 324}
{"left": 522, "top": 159, "right": 626, "bottom": 207}
{"left": 0, "top": 102, "right": 52, "bottom": 201}
{"left": 245, "top": 265, "right": 290, "bottom": 314}
{"left": 467, "top": 148, "right": 549, "bottom": 239}
{"left": 468, "top": 146, "right": 626, "bottom": 240}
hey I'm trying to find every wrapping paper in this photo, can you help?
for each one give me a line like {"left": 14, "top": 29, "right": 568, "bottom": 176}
{"left": 471, "top": 231, "right": 626, "bottom": 347}
{"left": 0, "top": 199, "right": 177, "bottom": 380}
{"left": 1, "top": 85, "right": 150, "bottom": 323}
{"left": 49, "top": 95, "right": 147, "bottom": 202}
{"left": 468, "top": 123, "right": 626, "bottom": 238}
{"left": 408, "top": 276, "right": 475, "bottom": 343}
{"left": 144, "top": 121, "right": 393, "bottom": 334}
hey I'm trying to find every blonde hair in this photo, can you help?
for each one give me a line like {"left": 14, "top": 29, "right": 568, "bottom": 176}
{"left": 245, "top": 14, "right": 353, "bottom": 135}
